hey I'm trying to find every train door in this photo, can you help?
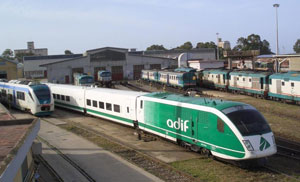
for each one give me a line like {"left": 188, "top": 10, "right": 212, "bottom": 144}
{"left": 233, "top": 76, "right": 237, "bottom": 87}
{"left": 276, "top": 80, "right": 282, "bottom": 94}
{"left": 136, "top": 97, "right": 145, "bottom": 129}
{"left": 190, "top": 111, "right": 199, "bottom": 145}
{"left": 291, "top": 82, "right": 295, "bottom": 99}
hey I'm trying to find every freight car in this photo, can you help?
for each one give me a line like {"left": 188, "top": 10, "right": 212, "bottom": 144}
{"left": 0, "top": 80, "right": 54, "bottom": 116}
{"left": 48, "top": 83, "right": 276, "bottom": 163}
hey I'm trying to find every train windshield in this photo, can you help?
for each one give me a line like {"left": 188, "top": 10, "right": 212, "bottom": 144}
{"left": 80, "top": 77, "right": 94, "bottom": 84}
{"left": 226, "top": 109, "right": 271, "bottom": 136}
{"left": 32, "top": 85, "right": 51, "bottom": 103}
{"left": 100, "top": 72, "right": 111, "bottom": 77}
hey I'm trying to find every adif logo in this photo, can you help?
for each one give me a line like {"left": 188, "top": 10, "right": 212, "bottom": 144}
{"left": 259, "top": 137, "right": 270, "bottom": 151}
{"left": 167, "top": 118, "right": 189, "bottom": 132}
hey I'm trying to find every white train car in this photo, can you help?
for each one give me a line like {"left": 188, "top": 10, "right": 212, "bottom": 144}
{"left": 0, "top": 80, "right": 54, "bottom": 116}
{"left": 268, "top": 72, "right": 300, "bottom": 102}
{"left": 48, "top": 84, "right": 146, "bottom": 127}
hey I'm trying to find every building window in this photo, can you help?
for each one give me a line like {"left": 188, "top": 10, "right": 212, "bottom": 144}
{"left": 61, "top": 95, "right": 65, "bottom": 101}
{"left": 87, "top": 99, "right": 91, "bottom": 106}
{"left": 99, "top": 101, "right": 104, "bottom": 109}
{"left": 66, "top": 96, "right": 70, "bottom": 101}
{"left": 114, "top": 104, "right": 120, "bottom": 113}
{"left": 106, "top": 103, "right": 112, "bottom": 111}
{"left": 93, "top": 100, "right": 97, "bottom": 107}
{"left": 17, "top": 91, "right": 25, "bottom": 101}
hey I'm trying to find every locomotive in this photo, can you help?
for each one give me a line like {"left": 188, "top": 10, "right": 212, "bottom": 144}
{"left": 0, "top": 80, "right": 54, "bottom": 116}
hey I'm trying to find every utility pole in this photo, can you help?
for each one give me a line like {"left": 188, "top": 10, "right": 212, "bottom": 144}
{"left": 216, "top": 33, "right": 219, "bottom": 60}
{"left": 273, "top": 3, "right": 280, "bottom": 72}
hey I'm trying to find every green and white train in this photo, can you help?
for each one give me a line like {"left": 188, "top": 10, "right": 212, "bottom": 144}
{"left": 47, "top": 83, "right": 277, "bottom": 162}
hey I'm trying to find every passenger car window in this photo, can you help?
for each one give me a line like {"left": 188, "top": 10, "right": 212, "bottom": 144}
{"left": 114, "top": 104, "right": 120, "bottom": 113}
{"left": 53, "top": 94, "right": 56, "bottom": 99}
{"left": 106, "top": 103, "right": 112, "bottom": 111}
{"left": 66, "top": 96, "right": 70, "bottom": 101}
{"left": 93, "top": 100, "right": 97, "bottom": 107}
{"left": 61, "top": 95, "right": 65, "bottom": 101}
{"left": 99, "top": 102, "right": 104, "bottom": 109}
{"left": 57, "top": 94, "right": 61, "bottom": 100}
{"left": 87, "top": 99, "right": 91, "bottom": 106}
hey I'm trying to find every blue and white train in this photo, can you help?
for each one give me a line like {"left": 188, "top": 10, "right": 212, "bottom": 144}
{"left": 0, "top": 80, "right": 54, "bottom": 116}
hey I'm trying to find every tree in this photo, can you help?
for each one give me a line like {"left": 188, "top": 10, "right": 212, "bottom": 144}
{"left": 177, "top": 41, "right": 193, "bottom": 50}
{"left": 2, "top": 49, "right": 14, "bottom": 60}
{"left": 15, "top": 52, "right": 35, "bottom": 62}
{"left": 293, "top": 39, "right": 300, "bottom": 53}
{"left": 233, "top": 34, "right": 272, "bottom": 55}
{"left": 196, "top": 41, "right": 217, "bottom": 49}
{"left": 65, "top": 50, "right": 73, "bottom": 55}
{"left": 146, "top": 45, "right": 167, "bottom": 51}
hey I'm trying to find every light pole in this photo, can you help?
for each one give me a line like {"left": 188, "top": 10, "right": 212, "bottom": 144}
{"left": 273, "top": 3, "right": 279, "bottom": 72}
{"left": 216, "top": 33, "right": 219, "bottom": 60}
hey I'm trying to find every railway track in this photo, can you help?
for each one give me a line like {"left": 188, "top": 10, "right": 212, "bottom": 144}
{"left": 37, "top": 135, "right": 96, "bottom": 182}
{"left": 276, "top": 137, "right": 300, "bottom": 161}
{"left": 45, "top": 114, "right": 196, "bottom": 182}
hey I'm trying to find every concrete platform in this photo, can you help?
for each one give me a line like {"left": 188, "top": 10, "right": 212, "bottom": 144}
{"left": 39, "top": 120, "right": 163, "bottom": 182}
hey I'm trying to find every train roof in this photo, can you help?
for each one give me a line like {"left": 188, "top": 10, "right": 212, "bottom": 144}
{"left": 229, "top": 70, "right": 272, "bottom": 77}
{"left": 202, "top": 69, "right": 231, "bottom": 74}
{"left": 144, "top": 92, "right": 246, "bottom": 111}
{"left": 47, "top": 83, "right": 147, "bottom": 97}
{"left": 269, "top": 71, "right": 300, "bottom": 81}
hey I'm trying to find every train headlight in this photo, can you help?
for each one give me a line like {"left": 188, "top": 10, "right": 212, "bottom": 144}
{"left": 242, "top": 140, "right": 254, "bottom": 151}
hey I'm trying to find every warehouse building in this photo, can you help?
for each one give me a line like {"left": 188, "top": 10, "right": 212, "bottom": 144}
{"left": 23, "top": 54, "right": 83, "bottom": 79}
{"left": 41, "top": 47, "right": 177, "bottom": 83}
{"left": 132, "top": 48, "right": 216, "bottom": 60}
{"left": 0, "top": 57, "right": 23, "bottom": 80}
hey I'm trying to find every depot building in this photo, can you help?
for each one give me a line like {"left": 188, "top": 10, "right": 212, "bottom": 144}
{"left": 41, "top": 47, "right": 178, "bottom": 83}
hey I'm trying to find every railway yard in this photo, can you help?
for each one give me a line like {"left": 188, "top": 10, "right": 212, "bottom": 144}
{"left": 5, "top": 82, "right": 300, "bottom": 182}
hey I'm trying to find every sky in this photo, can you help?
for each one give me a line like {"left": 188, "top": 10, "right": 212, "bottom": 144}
{"left": 0, "top": 0, "right": 299, "bottom": 55}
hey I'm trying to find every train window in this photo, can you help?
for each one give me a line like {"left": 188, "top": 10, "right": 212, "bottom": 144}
{"left": 127, "top": 107, "right": 129, "bottom": 113}
{"left": 57, "top": 94, "right": 61, "bottom": 100}
{"left": 106, "top": 103, "right": 112, "bottom": 111}
{"left": 243, "top": 78, "right": 245, "bottom": 81}
{"left": 237, "top": 77, "right": 239, "bottom": 81}
{"left": 291, "top": 82, "right": 294, "bottom": 87}
{"left": 86, "top": 99, "right": 91, "bottom": 106}
{"left": 17, "top": 92, "right": 25, "bottom": 101}
{"left": 249, "top": 78, "right": 251, "bottom": 82}
{"left": 217, "top": 118, "right": 224, "bottom": 133}
{"left": 53, "top": 94, "right": 56, "bottom": 99}
{"left": 99, "top": 102, "right": 104, "bottom": 109}
{"left": 212, "top": 75, "right": 214, "bottom": 78}
{"left": 282, "top": 81, "right": 285, "bottom": 86}
{"left": 93, "top": 100, "right": 97, "bottom": 107}
{"left": 140, "top": 100, "right": 143, "bottom": 109}
{"left": 61, "top": 95, "right": 65, "bottom": 101}
{"left": 66, "top": 96, "right": 70, "bottom": 101}
{"left": 114, "top": 104, "right": 120, "bottom": 113}
{"left": 1, "top": 89, "right": 6, "bottom": 97}
{"left": 269, "top": 79, "right": 272, "bottom": 85}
